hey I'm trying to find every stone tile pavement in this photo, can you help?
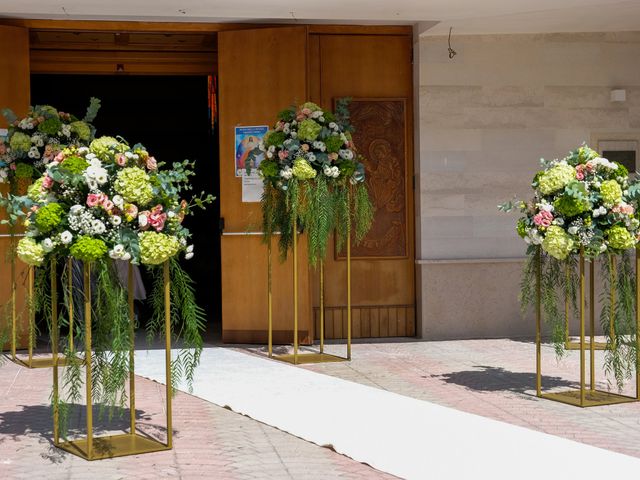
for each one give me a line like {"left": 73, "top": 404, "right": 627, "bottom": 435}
{"left": 0, "top": 357, "right": 395, "bottom": 480}
{"left": 295, "top": 338, "right": 640, "bottom": 459}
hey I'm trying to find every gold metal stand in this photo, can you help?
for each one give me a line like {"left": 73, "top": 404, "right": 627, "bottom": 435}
{"left": 54, "top": 261, "right": 173, "bottom": 460}
{"left": 536, "top": 248, "right": 640, "bottom": 407}
{"left": 564, "top": 261, "right": 606, "bottom": 350}
{"left": 268, "top": 208, "right": 352, "bottom": 365}
{"left": 10, "top": 258, "right": 73, "bottom": 369}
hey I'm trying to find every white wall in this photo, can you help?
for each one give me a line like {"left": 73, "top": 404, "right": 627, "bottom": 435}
{"left": 416, "top": 31, "right": 640, "bottom": 339}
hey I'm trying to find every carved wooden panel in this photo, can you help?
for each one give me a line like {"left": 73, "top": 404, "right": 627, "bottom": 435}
{"left": 339, "top": 99, "right": 407, "bottom": 258}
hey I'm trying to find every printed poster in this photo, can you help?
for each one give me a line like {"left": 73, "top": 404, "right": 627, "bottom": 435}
{"left": 234, "top": 125, "right": 268, "bottom": 177}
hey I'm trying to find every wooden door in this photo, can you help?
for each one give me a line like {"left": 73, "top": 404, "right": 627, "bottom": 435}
{"left": 0, "top": 25, "right": 31, "bottom": 349}
{"left": 218, "top": 26, "right": 313, "bottom": 343}
{"left": 309, "top": 34, "right": 415, "bottom": 338}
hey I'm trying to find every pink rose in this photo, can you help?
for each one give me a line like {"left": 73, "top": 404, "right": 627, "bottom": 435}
{"left": 86, "top": 193, "right": 101, "bottom": 208}
{"left": 278, "top": 150, "right": 289, "bottom": 160}
{"left": 124, "top": 204, "right": 138, "bottom": 222}
{"left": 301, "top": 108, "right": 312, "bottom": 116}
{"left": 55, "top": 152, "right": 66, "bottom": 162}
{"left": 149, "top": 212, "right": 167, "bottom": 232}
{"left": 612, "top": 203, "right": 634, "bottom": 215}
{"left": 146, "top": 156, "right": 157, "bottom": 171}
{"left": 275, "top": 121, "right": 285, "bottom": 131}
{"left": 533, "top": 210, "right": 553, "bottom": 228}
{"left": 151, "top": 204, "right": 163, "bottom": 215}
{"left": 115, "top": 153, "right": 127, "bottom": 167}
{"left": 585, "top": 160, "right": 596, "bottom": 172}
{"left": 42, "top": 175, "right": 54, "bottom": 189}
{"left": 575, "top": 165, "right": 585, "bottom": 180}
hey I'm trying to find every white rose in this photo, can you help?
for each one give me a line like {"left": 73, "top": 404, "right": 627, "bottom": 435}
{"left": 113, "top": 244, "right": 125, "bottom": 255}
{"left": 113, "top": 195, "right": 124, "bottom": 208}
{"left": 186, "top": 245, "right": 194, "bottom": 253}
{"left": 121, "top": 252, "right": 131, "bottom": 261}
{"left": 568, "top": 226, "right": 579, "bottom": 235}
{"left": 60, "top": 231, "right": 73, "bottom": 244}
{"left": 89, "top": 158, "right": 102, "bottom": 168}
{"left": 138, "top": 214, "right": 148, "bottom": 227}
{"left": 42, "top": 238, "right": 54, "bottom": 252}
{"left": 185, "top": 252, "right": 194, "bottom": 260}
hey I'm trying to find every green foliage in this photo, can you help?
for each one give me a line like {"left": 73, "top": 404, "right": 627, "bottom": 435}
{"left": 37, "top": 117, "right": 63, "bottom": 135}
{"left": 69, "top": 236, "right": 108, "bottom": 262}
{"left": 34, "top": 203, "right": 65, "bottom": 233}
{"left": 553, "top": 194, "right": 589, "bottom": 217}
{"left": 14, "top": 163, "right": 34, "bottom": 180}
{"left": 60, "top": 155, "right": 89, "bottom": 175}
{"left": 324, "top": 135, "right": 344, "bottom": 154}
{"left": 259, "top": 160, "right": 279, "bottom": 179}
{"left": 265, "top": 131, "right": 286, "bottom": 148}
{"left": 83, "top": 97, "right": 102, "bottom": 123}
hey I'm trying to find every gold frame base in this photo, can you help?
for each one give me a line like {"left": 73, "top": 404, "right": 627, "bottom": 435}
{"left": 565, "top": 340, "right": 607, "bottom": 351}
{"left": 58, "top": 433, "right": 170, "bottom": 460}
{"left": 7, "top": 354, "right": 78, "bottom": 369}
{"left": 541, "top": 389, "right": 637, "bottom": 408}
{"left": 271, "top": 352, "right": 348, "bottom": 365}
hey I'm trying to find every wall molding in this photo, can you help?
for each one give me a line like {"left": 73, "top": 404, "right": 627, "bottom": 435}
{"left": 416, "top": 257, "right": 526, "bottom": 265}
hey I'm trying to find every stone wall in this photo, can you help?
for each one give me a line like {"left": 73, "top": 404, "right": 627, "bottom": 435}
{"left": 415, "top": 31, "right": 640, "bottom": 339}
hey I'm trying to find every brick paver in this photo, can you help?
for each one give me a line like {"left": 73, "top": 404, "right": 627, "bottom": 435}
{"left": 293, "top": 338, "right": 640, "bottom": 459}
{"left": 0, "top": 357, "right": 395, "bottom": 480}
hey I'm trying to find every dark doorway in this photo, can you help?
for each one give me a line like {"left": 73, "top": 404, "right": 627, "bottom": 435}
{"left": 30, "top": 74, "right": 221, "bottom": 340}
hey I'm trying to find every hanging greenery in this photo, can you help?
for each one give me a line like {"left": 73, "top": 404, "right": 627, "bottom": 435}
{"left": 501, "top": 144, "right": 639, "bottom": 389}
{"left": 252, "top": 100, "right": 374, "bottom": 264}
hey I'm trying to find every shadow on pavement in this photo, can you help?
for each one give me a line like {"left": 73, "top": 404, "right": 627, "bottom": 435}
{"left": 432, "top": 365, "right": 576, "bottom": 394}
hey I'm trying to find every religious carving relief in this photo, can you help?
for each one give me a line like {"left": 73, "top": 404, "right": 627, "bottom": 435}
{"left": 339, "top": 99, "right": 407, "bottom": 258}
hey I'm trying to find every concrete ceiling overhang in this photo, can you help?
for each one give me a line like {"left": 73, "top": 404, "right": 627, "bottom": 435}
{"left": 1, "top": 0, "right": 639, "bottom": 35}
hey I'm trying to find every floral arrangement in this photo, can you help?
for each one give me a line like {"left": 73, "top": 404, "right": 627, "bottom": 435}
{"left": 500, "top": 144, "right": 639, "bottom": 388}
{"left": 0, "top": 99, "right": 100, "bottom": 189}
{"left": 11, "top": 134, "right": 214, "bottom": 430}
{"left": 16, "top": 136, "right": 211, "bottom": 267}
{"left": 253, "top": 99, "right": 374, "bottom": 263}
{"left": 503, "top": 145, "right": 638, "bottom": 260}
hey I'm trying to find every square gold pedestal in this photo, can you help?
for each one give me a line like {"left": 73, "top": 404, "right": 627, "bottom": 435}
{"left": 58, "top": 433, "right": 170, "bottom": 460}
{"left": 542, "top": 389, "right": 637, "bottom": 408}
{"left": 565, "top": 341, "right": 607, "bottom": 351}
{"left": 271, "top": 352, "right": 348, "bottom": 365}
{"left": 11, "top": 355, "right": 73, "bottom": 369}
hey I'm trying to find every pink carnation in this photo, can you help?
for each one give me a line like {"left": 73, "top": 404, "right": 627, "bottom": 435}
{"left": 86, "top": 193, "right": 101, "bottom": 208}
{"left": 533, "top": 210, "right": 553, "bottom": 227}
{"left": 55, "top": 152, "right": 66, "bottom": 162}
{"left": 612, "top": 203, "right": 634, "bottom": 215}
{"left": 115, "top": 153, "right": 127, "bottom": 167}
{"left": 42, "top": 175, "right": 54, "bottom": 189}
{"left": 146, "top": 156, "right": 157, "bottom": 171}
{"left": 278, "top": 150, "right": 289, "bottom": 160}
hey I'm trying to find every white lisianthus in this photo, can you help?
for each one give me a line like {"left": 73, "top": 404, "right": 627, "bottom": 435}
{"left": 112, "top": 195, "right": 124, "bottom": 208}
{"left": 42, "top": 238, "right": 54, "bottom": 252}
{"left": 568, "top": 226, "right": 579, "bottom": 235}
{"left": 167, "top": 211, "right": 176, "bottom": 218}
{"left": 89, "top": 158, "right": 102, "bottom": 168}
{"left": 91, "top": 219, "right": 106, "bottom": 235}
{"left": 70, "top": 205, "right": 83, "bottom": 215}
{"left": 31, "top": 135, "right": 44, "bottom": 147}
{"left": 60, "top": 231, "right": 73, "bottom": 244}
{"left": 280, "top": 167, "right": 293, "bottom": 180}
{"left": 125, "top": 151, "right": 134, "bottom": 159}
{"left": 62, "top": 125, "right": 71, "bottom": 137}
{"left": 291, "top": 131, "right": 297, "bottom": 139}
{"left": 78, "top": 147, "right": 90, "bottom": 155}
{"left": 266, "top": 151, "right": 274, "bottom": 159}
{"left": 186, "top": 245, "right": 194, "bottom": 253}
{"left": 28, "top": 147, "right": 41, "bottom": 159}
{"left": 138, "top": 214, "right": 148, "bottom": 228}
{"left": 110, "top": 215, "right": 122, "bottom": 226}
{"left": 339, "top": 149, "right": 354, "bottom": 160}
{"left": 185, "top": 252, "right": 194, "bottom": 260}
{"left": 311, "top": 110, "right": 323, "bottom": 119}
{"left": 121, "top": 252, "right": 131, "bottom": 261}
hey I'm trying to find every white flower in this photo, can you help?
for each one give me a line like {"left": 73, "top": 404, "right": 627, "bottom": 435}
{"left": 266, "top": 151, "right": 274, "bottom": 159}
{"left": 95, "top": 172, "right": 108, "bottom": 185}
{"left": 113, "top": 244, "right": 125, "bottom": 255}
{"left": 125, "top": 151, "right": 134, "bottom": 159}
{"left": 331, "top": 166, "right": 340, "bottom": 178}
{"left": 110, "top": 215, "right": 122, "bottom": 226}
{"left": 185, "top": 252, "right": 194, "bottom": 260}
{"left": 87, "top": 179, "right": 98, "bottom": 191}
{"left": 70, "top": 205, "right": 83, "bottom": 215}
{"left": 280, "top": 167, "right": 293, "bottom": 180}
{"left": 328, "top": 122, "right": 338, "bottom": 130}
{"left": 291, "top": 131, "right": 297, "bottom": 139}
{"left": 138, "top": 214, "right": 148, "bottom": 227}
{"left": 186, "top": 245, "right": 194, "bottom": 253}
{"left": 28, "top": 147, "right": 41, "bottom": 159}
{"left": 339, "top": 149, "right": 354, "bottom": 160}
{"left": 311, "top": 110, "right": 323, "bottom": 119}
{"left": 307, "top": 153, "right": 316, "bottom": 162}
{"left": 167, "top": 211, "right": 176, "bottom": 218}
{"left": 78, "top": 147, "right": 90, "bottom": 155}
{"left": 31, "top": 135, "right": 44, "bottom": 147}
{"left": 91, "top": 219, "right": 106, "bottom": 235}
{"left": 179, "top": 237, "right": 187, "bottom": 247}
{"left": 113, "top": 195, "right": 124, "bottom": 208}
{"left": 599, "top": 244, "right": 608, "bottom": 252}
{"left": 0, "top": 169, "right": 8, "bottom": 182}
{"left": 60, "top": 231, "right": 73, "bottom": 244}
{"left": 61, "top": 125, "right": 71, "bottom": 137}
{"left": 318, "top": 116, "right": 325, "bottom": 122}
{"left": 42, "top": 238, "right": 54, "bottom": 252}
{"left": 89, "top": 158, "right": 102, "bottom": 168}
{"left": 323, "top": 166, "right": 332, "bottom": 176}
{"left": 568, "top": 226, "right": 579, "bottom": 235}
{"left": 121, "top": 252, "right": 131, "bottom": 261}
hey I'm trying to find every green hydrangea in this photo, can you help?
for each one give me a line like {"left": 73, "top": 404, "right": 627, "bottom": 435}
{"left": 576, "top": 145, "right": 599, "bottom": 163}
{"left": 114, "top": 167, "right": 154, "bottom": 206}
{"left": 34, "top": 203, "right": 64, "bottom": 233}
{"left": 69, "top": 236, "right": 108, "bottom": 262}
{"left": 606, "top": 225, "right": 635, "bottom": 251}
{"left": 542, "top": 225, "right": 575, "bottom": 260}
{"left": 553, "top": 195, "right": 590, "bottom": 217}
{"left": 516, "top": 218, "right": 528, "bottom": 238}
{"left": 16, "top": 237, "right": 45, "bottom": 266}
{"left": 37, "top": 105, "right": 59, "bottom": 118}
{"left": 14, "top": 163, "right": 34, "bottom": 180}
{"left": 292, "top": 159, "right": 317, "bottom": 180}
{"left": 538, "top": 164, "right": 575, "bottom": 195}
{"left": 297, "top": 119, "right": 322, "bottom": 142}
{"left": 27, "top": 178, "right": 45, "bottom": 202}
{"left": 336, "top": 160, "right": 356, "bottom": 178}
{"left": 60, "top": 155, "right": 89, "bottom": 175}
{"left": 9, "top": 132, "right": 32, "bottom": 153}
{"left": 600, "top": 180, "right": 623, "bottom": 205}
{"left": 265, "top": 131, "right": 286, "bottom": 148}
{"left": 324, "top": 135, "right": 344, "bottom": 154}
{"left": 70, "top": 121, "right": 91, "bottom": 141}
{"left": 90, "top": 136, "right": 124, "bottom": 160}
{"left": 139, "top": 231, "right": 181, "bottom": 265}
{"left": 259, "top": 160, "right": 279, "bottom": 179}
{"left": 38, "top": 117, "right": 63, "bottom": 135}
{"left": 301, "top": 102, "right": 322, "bottom": 112}
{"left": 613, "top": 163, "right": 628, "bottom": 179}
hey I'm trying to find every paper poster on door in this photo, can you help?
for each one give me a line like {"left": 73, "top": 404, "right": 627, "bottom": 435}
{"left": 235, "top": 125, "right": 268, "bottom": 177}
{"left": 242, "top": 174, "right": 263, "bottom": 203}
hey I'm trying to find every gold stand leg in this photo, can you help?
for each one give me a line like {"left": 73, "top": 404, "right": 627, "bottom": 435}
{"left": 590, "top": 260, "right": 595, "bottom": 390}
{"left": 564, "top": 263, "right": 570, "bottom": 349}
{"left": 610, "top": 255, "right": 616, "bottom": 350}
{"left": 636, "top": 247, "right": 640, "bottom": 401}
{"left": 346, "top": 196, "right": 352, "bottom": 361}
{"left": 268, "top": 238, "right": 273, "bottom": 358}
{"left": 293, "top": 217, "right": 298, "bottom": 365}
{"left": 68, "top": 258, "right": 74, "bottom": 352}
{"left": 164, "top": 261, "right": 173, "bottom": 449}
{"left": 52, "top": 259, "right": 60, "bottom": 445}
{"left": 28, "top": 266, "right": 34, "bottom": 366}
{"left": 319, "top": 261, "right": 324, "bottom": 355}
{"left": 84, "top": 262, "right": 93, "bottom": 459}
{"left": 536, "top": 248, "right": 542, "bottom": 397}
{"left": 579, "top": 250, "right": 585, "bottom": 407}
{"left": 10, "top": 234, "right": 16, "bottom": 360}
{"left": 128, "top": 264, "right": 136, "bottom": 435}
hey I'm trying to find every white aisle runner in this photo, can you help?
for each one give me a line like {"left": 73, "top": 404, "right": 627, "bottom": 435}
{"left": 135, "top": 347, "right": 640, "bottom": 479}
